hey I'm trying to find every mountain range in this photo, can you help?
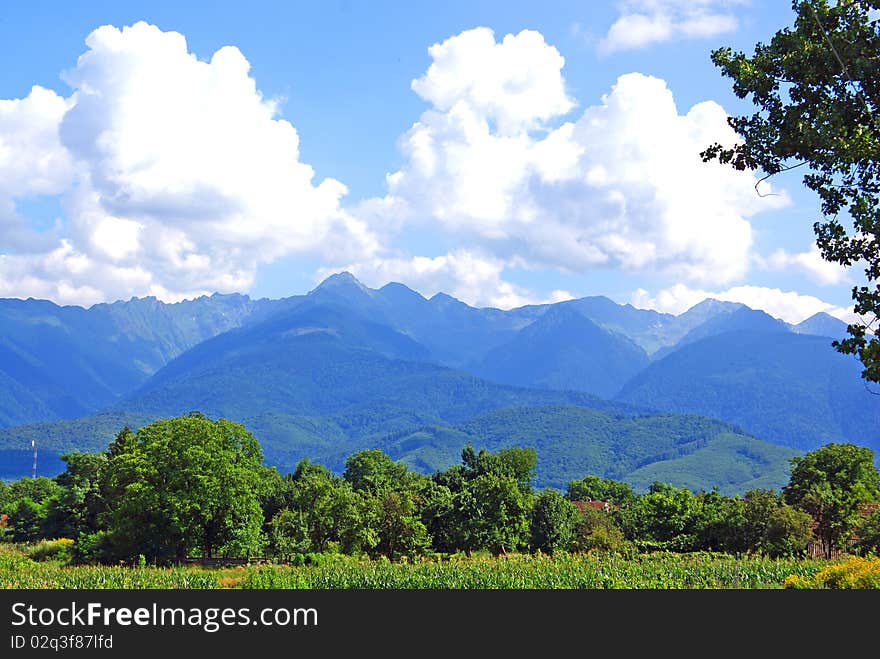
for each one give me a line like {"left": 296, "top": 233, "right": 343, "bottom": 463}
{"left": 1, "top": 272, "right": 875, "bottom": 494}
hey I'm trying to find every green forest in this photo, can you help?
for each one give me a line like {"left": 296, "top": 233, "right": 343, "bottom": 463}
{"left": 2, "top": 413, "right": 879, "bottom": 570}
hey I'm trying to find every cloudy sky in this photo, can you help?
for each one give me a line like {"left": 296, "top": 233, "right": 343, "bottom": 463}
{"left": 0, "top": 1, "right": 862, "bottom": 323}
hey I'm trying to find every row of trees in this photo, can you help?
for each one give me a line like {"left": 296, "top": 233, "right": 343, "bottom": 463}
{"left": 2, "top": 413, "right": 879, "bottom": 563}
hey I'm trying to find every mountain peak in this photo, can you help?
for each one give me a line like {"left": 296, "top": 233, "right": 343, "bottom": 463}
{"left": 800, "top": 311, "right": 842, "bottom": 325}
{"left": 793, "top": 312, "right": 849, "bottom": 338}
{"left": 378, "top": 281, "right": 427, "bottom": 304}
{"left": 682, "top": 298, "right": 743, "bottom": 316}
{"left": 310, "top": 271, "right": 372, "bottom": 295}
{"left": 429, "top": 291, "right": 468, "bottom": 308}
{"left": 535, "top": 303, "right": 593, "bottom": 325}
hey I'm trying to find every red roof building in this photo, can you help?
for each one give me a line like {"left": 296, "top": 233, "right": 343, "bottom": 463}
{"left": 573, "top": 499, "right": 614, "bottom": 513}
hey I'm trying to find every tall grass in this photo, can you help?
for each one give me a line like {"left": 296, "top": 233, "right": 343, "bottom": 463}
{"left": 239, "top": 552, "right": 828, "bottom": 589}
{"left": 0, "top": 546, "right": 218, "bottom": 589}
{"left": 0, "top": 544, "right": 841, "bottom": 590}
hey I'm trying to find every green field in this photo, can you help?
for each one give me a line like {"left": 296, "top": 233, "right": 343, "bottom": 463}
{"left": 3, "top": 543, "right": 863, "bottom": 589}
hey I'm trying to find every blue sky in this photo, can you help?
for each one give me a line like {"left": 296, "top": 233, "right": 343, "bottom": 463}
{"left": 0, "top": 1, "right": 863, "bottom": 323}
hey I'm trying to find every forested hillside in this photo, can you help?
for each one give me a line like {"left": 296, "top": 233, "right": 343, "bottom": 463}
{"left": 616, "top": 330, "right": 880, "bottom": 453}
{"left": 1, "top": 272, "right": 875, "bottom": 491}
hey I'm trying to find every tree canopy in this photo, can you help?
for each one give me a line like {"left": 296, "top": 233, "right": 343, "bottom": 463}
{"left": 102, "top": 413, "right": 268, "bottom": 561}
{"left": 567, "top": 475, "right": 636, "bottom": 506}
{"left": 703, "top": 0, "right": 880, "bottom": 382}
{"left": 7, "top": 416, "right": 880, "bottom": 563}
{"left": 783, "top": 442, "right": 880, "bottom": 557}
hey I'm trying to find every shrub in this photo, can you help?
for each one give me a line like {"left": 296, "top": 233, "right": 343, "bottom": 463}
{"left": 784, "top": 556, "right": 880, "bottom": 589}
{"left": 25, "top": 538, "right": 74, "bottom": 564}
{"left": 74, "top": 531, "right": 113, "bottom": 565}
{"left": 572, "top": 507, "right": 632, "bottom": 555}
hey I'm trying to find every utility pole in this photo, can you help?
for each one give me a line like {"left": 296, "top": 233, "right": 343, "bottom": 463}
{"left": 31, "top": 438, "right": 37, "bottom": 479}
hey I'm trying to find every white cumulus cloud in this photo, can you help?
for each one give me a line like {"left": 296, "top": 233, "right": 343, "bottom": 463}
{"left": 632, "top": 282, "right": 859, "bottom": 325}
{"left": 411, "top": 27, "right": 575, "bottom": 136}
{"left": 0, "top": 21, "right": 378, "bottom": 306}
{"left": 760, "top": 245, "right": 850, "bottom": 286}
{"left": 379, "top": 31, "right": 786, "bottom": 287}
{"left": 599, "top": 1, "right": 743, "bottom": 54}
{"left": 0, "top": 86, "right": 75, "bottom": 252}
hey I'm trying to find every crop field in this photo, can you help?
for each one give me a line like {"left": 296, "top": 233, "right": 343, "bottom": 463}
{"left": 4, "top": 544, "right": 870, "bottom": 589}
{"left": 234, "top": 552, "right": 830, "bottom": 589}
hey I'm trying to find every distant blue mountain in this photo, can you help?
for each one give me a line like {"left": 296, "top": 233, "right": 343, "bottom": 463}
{"left": 1, "top": 271, "right": 876, "bottom": 490}
{"left": 0, "top": 293, "right": 282, "bottom": 427}
{"left": 651, "top": 305, "right": 788, "bottom": 360}
{"left": 0, "top": 274, "right": 748, "bottom": 428}
{"left": 792, "top": 312, "right": 850, "bottom": 340}
{"left": 0, "top": 302, "right": 792, "bottom": 495}
{"left": 468, "top": 305, "right": 649, "bottom": 398}
{"left": 616, "top": 329, "right": 880, "bottom": 454}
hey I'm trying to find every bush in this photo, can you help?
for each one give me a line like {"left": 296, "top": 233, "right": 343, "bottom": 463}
{"left": 784, "top": 556, "right": 880, "bottom": 589}
{"left": 74, "top": 531, "right": 113, "bottom": 565}
{"left": 25, "top": 538, "right": 74, "bottom": 564}
{"left": 572, "top": 508, "right": 632, "bottom": 555}
{"left": 291, "top": 552, "right": 329, "bottom": 567}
